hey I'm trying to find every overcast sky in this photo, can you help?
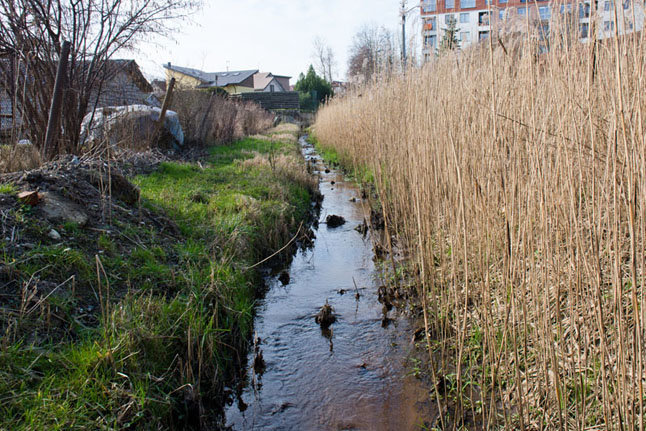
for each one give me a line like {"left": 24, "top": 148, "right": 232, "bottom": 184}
{"left": 130, "top": 0, "right": 421, "bottom": 82}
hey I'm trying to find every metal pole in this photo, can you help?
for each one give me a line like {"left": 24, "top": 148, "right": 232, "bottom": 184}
{"left": 43, "top": 40, "right": 70, "bottom": 158}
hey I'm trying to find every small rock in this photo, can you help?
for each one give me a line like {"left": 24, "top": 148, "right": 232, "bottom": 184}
{"left": 278, "top": 271, "right": 290, "bottom": 285}
{"left": 325, "top": 168, "right": 331, "bottom": 173}
{"left": 48, "top": 229, "right": 61, "bottom": 240}
{"left": 331, "top": 181, "right": 336, "bottom": 185}
{"left": 325, "top": 214, "right": 346, "bottom": 228}
{"left": 39, "top": 192, "right": 89, "bottom": 226}
{"left": 349, "top": 197, "right": 357, "bottom": 203}
{"left": 315, "top": 301, "right": 337, "bottom": 328}
{"left": 338, "top": 289, "right": 347, "bottom": 295}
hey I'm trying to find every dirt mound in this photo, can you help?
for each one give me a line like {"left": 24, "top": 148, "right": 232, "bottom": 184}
{"left": 0, "top": 155, "right": 182, "bottom": 342}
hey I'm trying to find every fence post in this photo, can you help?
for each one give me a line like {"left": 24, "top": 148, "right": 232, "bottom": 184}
{"left": 157, "top": 77, "right": 176, "bottom": 130}
{"left": 43, "top": 40, "right": 71, "bottom": 159}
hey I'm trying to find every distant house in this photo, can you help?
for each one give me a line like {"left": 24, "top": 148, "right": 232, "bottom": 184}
{"left": 163, "top": 63, "right": 258, "bottom": 94}
{"left": 90, "top": 60, "right": 158, "bottom": 108}
{"left": 331, "top": 81, "right": 347, "bottom": 96}
{"left": 163, "top": 63, "right": 291, "bottom": 95}
{"left": 253, "top": 72, "right": 291, "bottom": 93}
{"left": 0, "top": 58, "right": 157, "bottom": 136}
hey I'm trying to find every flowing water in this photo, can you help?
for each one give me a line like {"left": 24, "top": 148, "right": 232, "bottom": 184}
{"left": 224, "top": 136, "right": 432, "bottom": 430}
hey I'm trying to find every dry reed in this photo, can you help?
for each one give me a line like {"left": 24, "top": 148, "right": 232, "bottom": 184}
{"left": 315, "top": 6, "right": 646, "bottom": 429}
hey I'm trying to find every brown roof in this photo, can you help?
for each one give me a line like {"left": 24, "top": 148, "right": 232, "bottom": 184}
{"left": 253, "top": 72, "right": 274, "bottom": 90}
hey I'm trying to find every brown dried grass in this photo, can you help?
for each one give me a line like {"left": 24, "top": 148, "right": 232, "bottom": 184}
{"left": 0, "top": 143, "right": 42, "bottom": 173}
{"left": 315, "top": 9, "right": 646, "bottom": 430}
{"left": 171, "top": 91, "right": 273, "bottom": 145}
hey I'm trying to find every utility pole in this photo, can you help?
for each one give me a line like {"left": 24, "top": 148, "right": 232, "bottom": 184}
{"left": 400, "top": 0, "right": 419, "bottom": 73}
{"left": 401, "top": 0, "right": 407, "bottom": 68}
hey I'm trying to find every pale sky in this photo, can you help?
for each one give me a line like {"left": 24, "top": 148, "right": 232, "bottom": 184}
{"left": 130, "top": 0, "right": 421, "bottom": 83}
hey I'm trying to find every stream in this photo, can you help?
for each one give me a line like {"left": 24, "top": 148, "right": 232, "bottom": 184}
{"left": 224, "top": 136, "right": 432, "bottom": 430}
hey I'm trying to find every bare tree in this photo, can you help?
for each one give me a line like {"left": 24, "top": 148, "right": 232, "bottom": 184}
{"left": 347, "top": 25, "right": 397, "bottom": 84}
{"left": 0, "top": 0, "right": 197, "bottom": 157}
{"left": 312, "top": 36, "right": 336, "bottom": 82}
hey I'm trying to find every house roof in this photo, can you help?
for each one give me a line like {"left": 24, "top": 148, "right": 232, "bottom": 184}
{"left": 105, "top": 59, "right": 153, "bottom": 92}
{"left": 163, "top": 63, "right": 258, "bottom": 87}
{"left": 253, "top": 72, "right": 285, "bottom": 91}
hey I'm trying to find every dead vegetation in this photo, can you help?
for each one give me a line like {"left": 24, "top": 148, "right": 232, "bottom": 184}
{"left": 171, "top": 90, "right": 274, "bottom": 145}
{"left": 314, "top": 13, "right": 646, "bottom": 430}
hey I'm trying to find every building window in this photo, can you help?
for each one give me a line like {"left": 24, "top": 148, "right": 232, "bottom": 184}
{"left": 460, "top": 0, "right": 476, "bottom": 9}
{"left": 460, "top": 12, "right": 470, "bottom": 23}
{"left": 422, "top": 0, "right": 437, "bottom": 12}
{"left": 604, "top": 1, "right": 611, "bottom": 11}
{"left": 424, "top": 34, "right": 438, "bottom": 48}
{"left": 623, "top": 0, "right": 630, "bottom": 9}
{"left": 539, "top": 6, "right": 550, "bottom": 19}
{"left": 446, "top": 0, "right": 455, "bottom": 8}
{"left": 518, "top": 6, "right": 527, "bottom": 15}
{"left": 580, "top": 22, "right": 589, "bottom": 37}
{"left": 478, "top": 11, "right": 490, "bottom": 25}
{"left": 460, "top": 31, "right": 471, "bottom": 42}
{"left": 479, "top": 30, "right": 490, "bottom": 40}
{"left": 579, "top": 3, "right": 590, "bottom": 18}
{"left": 424, "top": 17, "right": 437, "bottom": 30}
{"left": 499, "top": 0, "right": 508, "bottom": 4}
{"left": 445, "top": 14, "right": 456, "bottom": 24}
{"left": 499, "top": 9, "right": 505, "bottom": 19}
{"left": 604, "top": 20, "right": 615, "bottom": 31}
{"left": 270, "top": 84, "right": 275, "bottom": 92}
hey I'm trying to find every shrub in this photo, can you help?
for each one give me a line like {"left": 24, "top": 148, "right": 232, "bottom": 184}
{"left": 171, "top": 90, "right": 273, "bottom": 145}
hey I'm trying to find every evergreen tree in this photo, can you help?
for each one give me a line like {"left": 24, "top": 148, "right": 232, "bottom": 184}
{"left": 437, "top": 16, "right": 460, "bottom": 55}
{"left": 294, "top": 65, "right": 333, "bottom": 111}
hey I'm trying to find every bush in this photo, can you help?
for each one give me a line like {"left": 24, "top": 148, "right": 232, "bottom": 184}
{"left": 171, "top": 91, "right": 273, "bottom": 145}
{"left": 295, "top": 65, "right": 333, "bottom": 111}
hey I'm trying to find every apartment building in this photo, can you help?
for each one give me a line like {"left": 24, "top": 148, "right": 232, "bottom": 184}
{"left": 421, "top": 0, "right": 645, "bottom": 60}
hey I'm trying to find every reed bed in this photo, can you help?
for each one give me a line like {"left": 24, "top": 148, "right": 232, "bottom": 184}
{"left": 315, "top": 8, "right": 646, "bottom": 430}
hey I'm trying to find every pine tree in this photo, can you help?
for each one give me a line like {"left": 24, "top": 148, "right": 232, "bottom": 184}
{"left": 437, "top": 16, "right": 460, "bottom": 55}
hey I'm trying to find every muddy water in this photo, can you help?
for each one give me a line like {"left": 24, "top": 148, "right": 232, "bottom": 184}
{"left": 224, "top": 136, "right": 432, "bottom": 430}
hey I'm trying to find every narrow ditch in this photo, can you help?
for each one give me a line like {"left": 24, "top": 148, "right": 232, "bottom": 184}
{"left": 224, "top": 136, "right": 433, "bottom": 430}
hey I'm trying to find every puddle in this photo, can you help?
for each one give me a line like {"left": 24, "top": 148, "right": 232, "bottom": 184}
{"left": 224, "top": 136, "right": 433, "bottom": 430}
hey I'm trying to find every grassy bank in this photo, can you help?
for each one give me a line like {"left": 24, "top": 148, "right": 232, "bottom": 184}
{"left": 0, "top": 124, "right": 316, "bottom": 429}
{"left": 314, "top": 21, "right": 646, "bottom": 430}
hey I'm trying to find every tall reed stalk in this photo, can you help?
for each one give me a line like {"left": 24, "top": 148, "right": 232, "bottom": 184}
{"left": 315, "top": 5, "right": 646, "bottom": 428}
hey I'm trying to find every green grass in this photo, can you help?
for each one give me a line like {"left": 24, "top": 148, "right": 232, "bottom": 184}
{"left": 0, "top": 133, "right": 314, "bottom": 429}
{"left": 308, "top": 134, "right": 374, "bottom": 185}
{"left": 0, "top": 182, "right": 16, "bottom": 194}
